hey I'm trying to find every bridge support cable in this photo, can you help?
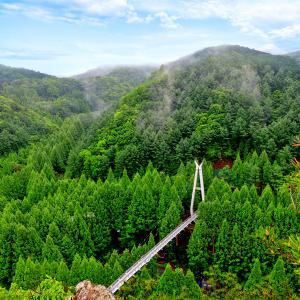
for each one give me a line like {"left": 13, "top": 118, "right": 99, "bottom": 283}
{"left": 108, "top": 160, "right": 205, "bottom": 294}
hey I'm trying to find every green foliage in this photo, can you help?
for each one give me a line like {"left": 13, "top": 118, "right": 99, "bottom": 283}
{"left": 269, "top": 257, "right": 291, "bottom": 299}
{"left": 286, "top": 236, "right": 300, "bottom": 280}
{"left": 159, "top": 201, "right": 182, "bottom": 239}
{"left": 244, "top": 259, "right": 263, "bottom": 290}
{"left": 0, "top": 96, "right": 56, "bottom": 155}
{"left": 156, "top": 265, "right": 181, "bottom": 296}
{"left": 188, "top": 220, "right": 211, "bottom": 275}
{"left": 154, "top": 265, "right": 202, "bottom": 299}
{"left": 215, "top": 219, "right": 231, "bottom": 271}
{"left": 2, "top": 77, "right": 90, "bottom": 118}
{"left": 0, "top": 278, "right": 72, "bottom": 299}
{"left": 124, "top": 180, "right": 157, "bottom": 244}
{"left": 79, "top": 72, "right": 149, "bottom": 110}
{"left": 0, "top": 64, "right": 49, "bottom": 83}
{"left": 79, "top": 46, "right": 300, "bottom": 178}
{"left": 42, "top": 235, "right": 63, "bottom": 262}
{"left": 185, "top": 270, "right": 203, "bottom": 299}
{"left": 1, "top": 46, "right": 300, "bottom": 299}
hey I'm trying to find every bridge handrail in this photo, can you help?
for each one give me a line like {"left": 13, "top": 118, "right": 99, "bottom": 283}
{"left": 108, "top": 213, "right": 197, "bottom": 293}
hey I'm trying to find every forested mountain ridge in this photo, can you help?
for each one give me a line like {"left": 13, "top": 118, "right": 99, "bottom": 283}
{"left": 79, "top": 45, "right": 300, "bottom": 179}
{"left": 0, "top": 73, "right": 90, "bottom": 155}
{"left": 166, "top": 45, "right": 299, "bottom": 97}
{"left": 1, "top": 76, "right": 90, "bottom": 117}
{"left": 288, "top": 50, "right": 300, "bottom": 62}
{"left": 0, "top": 45, "right": 299, "bottom": 299}
{"left": 0, "top": 64, "right": 153, "bottom": 155}
{"left": 0, "top": 96, "right": 57, "bottom": 155}
{"left": 0, "top": 64, "right": 50, "bottom": 84}
{"left": 75, "top": 65, "right": 157, "bottom": 111}
{"left": 73, "top": 65, "right": 156, "bottom": 80}
{"left": 1, "top": 64, "right": 155, "bottom": 120}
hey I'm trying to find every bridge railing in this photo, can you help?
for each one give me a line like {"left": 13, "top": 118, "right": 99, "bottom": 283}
{"left": 108, "top": 213, "right": 198, "bottom": 294}
{"left": 108, "top": 160, "right": 204, "bottom": 294}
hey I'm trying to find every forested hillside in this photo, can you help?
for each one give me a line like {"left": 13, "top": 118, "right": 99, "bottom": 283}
{"left": 288, "top": 51, "right": 300, "bottom": 63}
{"left": 73, "top": 65, "right": 156, "bottom": 80}
{"left": 76, "top": 66, "right": 156, "bottom": 111}
{"left": 0, "top": 45, "right": 299, "bottom": 299}
{"left": 79, "top": 46, "right": 300, "bottom": 178}
{"left": 0, "top": 64, "right": 153, "bottom": 156}
{"left": 0, "top": 64, "right": 49, "bottom": 84}
{"left": 1, "top": 77, "right": 90, "bottom": 118}
{"left": 0, "top": 64, "right": 90, "bottom": 156}
{"left": 0, "top": 96, "right": 57, "bottom": 156}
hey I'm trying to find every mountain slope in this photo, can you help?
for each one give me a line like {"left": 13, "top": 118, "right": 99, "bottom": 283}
{"left": 73, "top": 65, "right": 156, "bottom": 80}
{"left": 75, "top": 66, "right": 157, "bottom": 110}
{"left": 288, "top": 50, "right": 300, "bottom": 62}
{"left": 80, "top": 45, "right": 300, "bottom": 178}
{"left": 0, "top": 96, "right": 57, "bottom": 155}
{"left": 166, "top": 45, "right": 299, "bottom": 97}
{"left": 1, "top": 76, "right": 90, "bottom": 118}
{"left": 0, "top": 64, "right": 50, "bottom": 84}
{"left": 0, "top": 45, "right": 299, "bottom": 299}
{"left": 0, "top": 65, "right": 89, "bottom": 155}
{"left": 0, "top": 63, "right": 155, "bottom": 155}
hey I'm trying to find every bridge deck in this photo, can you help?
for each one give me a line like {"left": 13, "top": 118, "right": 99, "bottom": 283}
{"left": 108, "top": 213, "right": 198, "bottom": 294}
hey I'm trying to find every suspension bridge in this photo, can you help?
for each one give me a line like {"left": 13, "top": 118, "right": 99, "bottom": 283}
{"left": 108, "top": 161, "right": 205, "bottom": 294}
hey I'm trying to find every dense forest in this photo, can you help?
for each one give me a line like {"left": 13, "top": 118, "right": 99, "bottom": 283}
{"left": 0, "top": 45, "right": 299, "bottom": 299}
{"left": 76, "top": 66, "right": 155, "bottom": 111}
{"left": 0, "top": 64, "right": 152, "bottom": 156}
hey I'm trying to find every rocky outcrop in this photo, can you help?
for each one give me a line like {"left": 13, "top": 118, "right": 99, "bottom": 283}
{"left": 70, "top": 280, "right": 116, "bottom": 300}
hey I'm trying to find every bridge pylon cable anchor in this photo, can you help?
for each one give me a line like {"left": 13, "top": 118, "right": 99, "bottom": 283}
{"left": 190, "top": 160, "right": 205, "bottom": 216}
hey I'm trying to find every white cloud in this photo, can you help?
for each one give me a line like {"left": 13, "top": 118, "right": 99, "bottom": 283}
{"left": 271, "top": 24, "right": 300, "bottom": 38}
{"left": 129, "top": 1, "right": 181, "bottom": 15}
{"left": 125, "top": 4, "right": 179, "bottom": 29}
{"left": 257, "top": 43, "right": 284, "bottom": 54}
{"left": 2, "top": 3, "right": 22, "bottom": 11}
{"left": 0, "top": 47, "right": 66, "bottom": 60}
{"left": 74, "top": 0, "right": 129, "bottom": 16}
{"left": 172, "top": 1, "right": 293, "bottom": 38}
{"left": 1, "top": 3, "right": 55, "bottom": 21}
{"left": 126, "top": 5, "right": 146, "bottom": 24}
{"left": 132, "top": 0, "right": 300, "bottom": 38}
{"left": 0, "top": 2, "right": 104, "bottom": 26}
{"left": 155, "top": 12, "right": 180, "bottom": 29}
{"left": 126, "top": 9, "right": 180, "bottom": 29}
{"left": 126, "top": 11, "right": 143, "bottom": 23}
{"left": 24, "top": 6, "right": 55, "bottom": 21}
{"left": 2, "top": 0, "right": 300, "bottom": 38}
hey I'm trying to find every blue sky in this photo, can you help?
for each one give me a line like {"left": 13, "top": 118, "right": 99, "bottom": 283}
{"left": 1, "top": 0, "right": 300, "bottom": 76}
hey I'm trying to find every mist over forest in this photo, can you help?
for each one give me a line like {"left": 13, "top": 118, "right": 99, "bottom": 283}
{"left": 0, "top": 44, "right": 300, "bottom": 299}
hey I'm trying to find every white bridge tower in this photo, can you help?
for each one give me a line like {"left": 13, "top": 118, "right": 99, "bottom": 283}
{"left": 190, "top": 161, "right": 205, "bottom": 215}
